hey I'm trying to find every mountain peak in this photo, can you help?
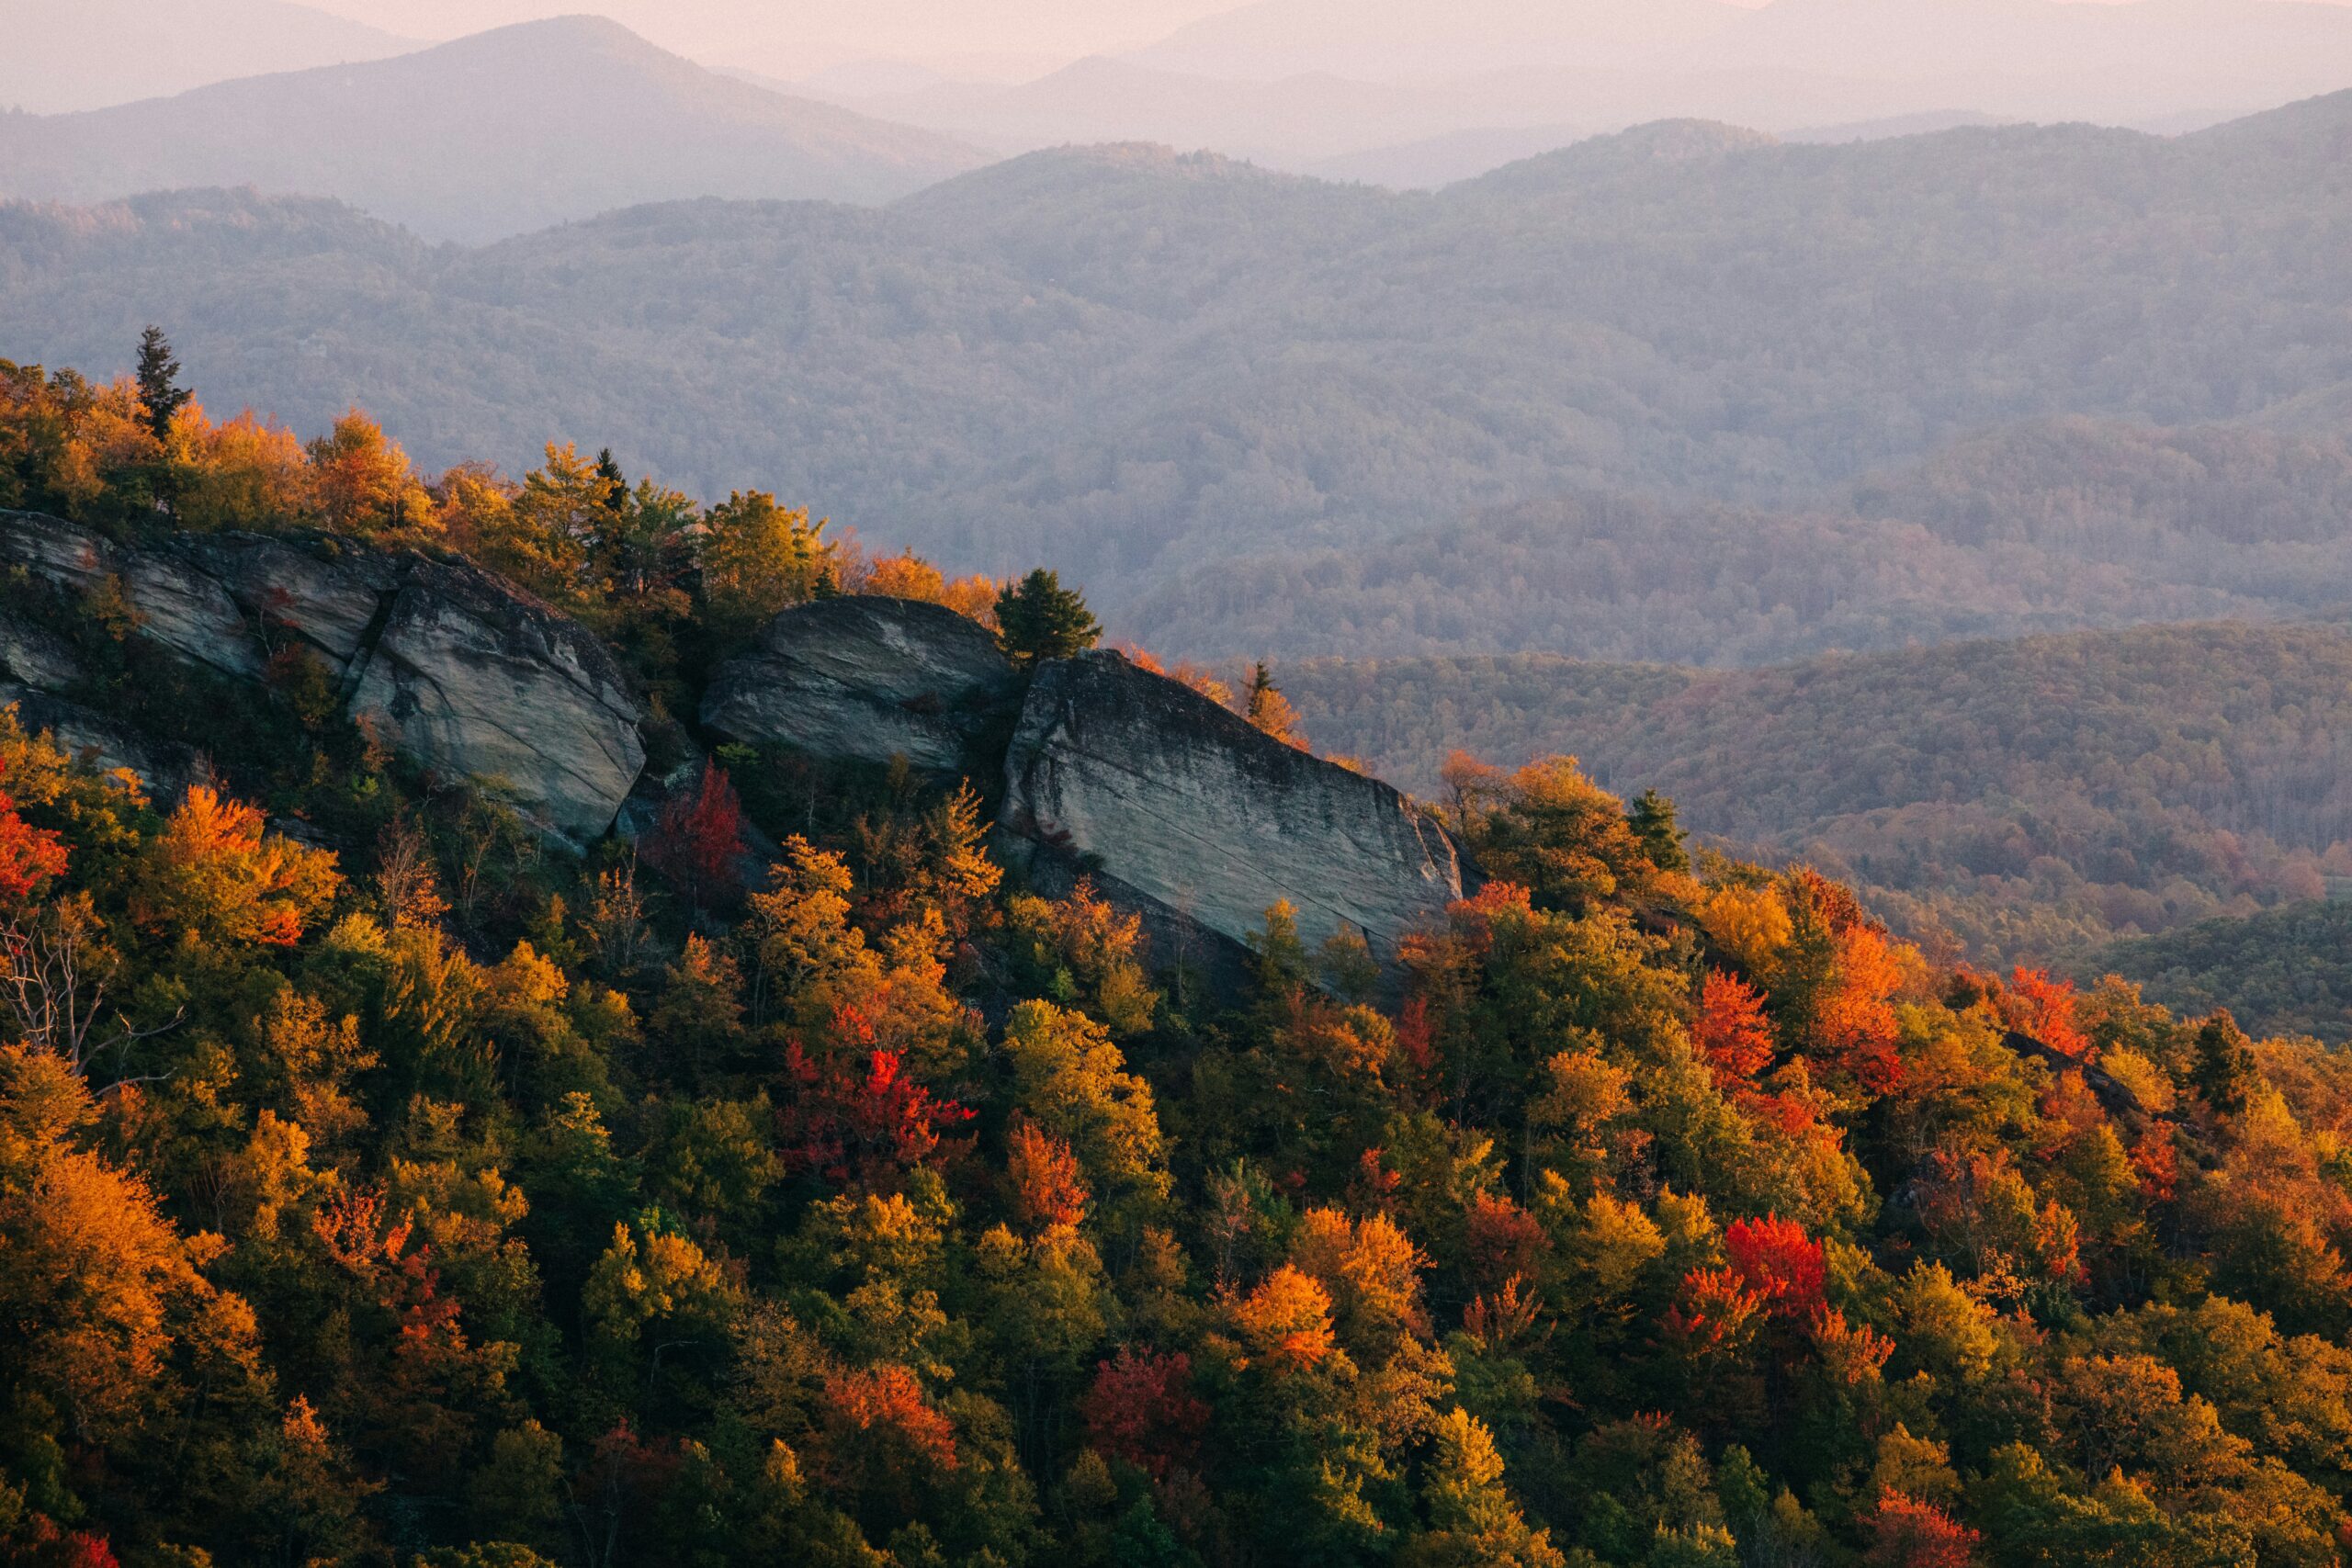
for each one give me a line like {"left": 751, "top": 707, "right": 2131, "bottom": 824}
{"left": 0, "top": 15, "right": 984, "bottom": 242}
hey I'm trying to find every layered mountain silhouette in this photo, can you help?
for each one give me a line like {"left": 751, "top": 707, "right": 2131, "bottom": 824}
{"left": 1128, "top": 0, "right": 1747, "bottom": 81}
{"left": 6, "top": 95, "right": 2352, "bottom": 623}
{"left": 807, "top": 0, "right": 2352, "bottom": 180}
{"left": 0, "top": 0, "right": 414, "bottom": 114}
{"left": 0, "top": 16, "right": 987, "bottom": 242}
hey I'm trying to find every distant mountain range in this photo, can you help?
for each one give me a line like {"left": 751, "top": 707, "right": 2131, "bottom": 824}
{"left": 0, "top": 16, "right": 985, "bottom": 241}
{"left": 6, "top": 3, "right": 2346, "bottom": 207}
{"left": 0, "top": 0, "right": 413, "bottom": 113}
{"left": 1126, "top": 0, "right": 1750, "bottom": 81}
{"left": 5, "top": 95, "right": 2350, "bottom": 626}
{"left": 804, "top": 0, "right": 2352, "bottom": 178}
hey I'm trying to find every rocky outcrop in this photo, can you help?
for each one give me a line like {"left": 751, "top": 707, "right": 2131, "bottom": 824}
{"left": 0, "top": 606, "right": 84, "bottom": 693}
{"left": 0, "top": 512, "right": 645, "bottom": 840}
{"left": 701, "top": 596, "right": 1017, "bottom": 776}
{"left": 0, "top": 683, "right": 207, "bottom": 802}
{"left": 999, "top": 651, "right": 1467, "bottom": 968}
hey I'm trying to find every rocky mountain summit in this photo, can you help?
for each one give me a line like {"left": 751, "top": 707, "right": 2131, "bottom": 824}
{"left": 2, "top": 512, "right": 1466, "bottom": 972}
{"left": 0, "top": 513, "right": 645, "bottom": 841}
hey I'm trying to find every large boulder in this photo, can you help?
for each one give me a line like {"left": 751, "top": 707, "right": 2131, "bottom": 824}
{"left": 0, "top": 512, "right": 646, "bottom": 840}
{"left": 345, "top": 558, "right": 644, "bottom": 840}
{"left": 1000, "top": 651, "right": 1468, "bottom": 968}
{"left": 702, "top": 596, "right": 1018, "bottom": 777}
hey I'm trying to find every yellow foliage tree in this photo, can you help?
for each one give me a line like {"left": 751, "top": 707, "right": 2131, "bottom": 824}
{"left": 130, "top": 784, "right": 342, "bottom": 949}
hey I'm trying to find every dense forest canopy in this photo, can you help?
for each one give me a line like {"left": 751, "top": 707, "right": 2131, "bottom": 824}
{"left": 6, "top": 346, "right": 2352, "bottom": 1568}
{"left": 2095, "top": 902, "right": 2352, "bottom": 1051}
{"left": 1285, "top": 623, "right": 2352, "bottom": 975}
{"left": 3, "top": 90, "right": 2351, "bottom": 629}
{"left": 1125, "top": 422, "right": 2352, "bottom": 664}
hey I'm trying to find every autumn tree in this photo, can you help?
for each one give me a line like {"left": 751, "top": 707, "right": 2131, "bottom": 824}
{"left": 0, "top": 763, "right": 68, "bottom": 903}
{"left": 129, "top": 784, "right": 342, "bottom": 949}
{"left": 1080, "top": 1348, "right": 1208, "bottom": 1479}
{"left": 1245, "top": 660, "right": 1308, "bottom": 749}
{"left": 697, "top": 490, "right": 832, "bottom": 638}
{"left": 1402, "top": 1407, "right": 1567, "bottom": 1568}
{"left": 1460, "top": 756, "right": 1658, "bottom": 914}
{"left": 642, "top": 762, "right": 748, "bottom": 909}
{"left": 1694, "top": 968, "right": 1776, "bottom": 1087}
{"left": 307, "top": 408, "right": 434, "bottom": 536}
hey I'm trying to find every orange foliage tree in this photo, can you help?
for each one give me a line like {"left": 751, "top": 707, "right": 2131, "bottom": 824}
{"left": 129, "top": 784, "right": 341, "bottom": 948}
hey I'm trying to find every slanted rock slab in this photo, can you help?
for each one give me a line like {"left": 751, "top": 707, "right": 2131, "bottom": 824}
{"left": 345, "top": 558, "right": 645, "bottom": 841}
{"left": 1000, "top": 650, "right": 1467, "bottom": 966}
{"left": 0, "top": 512, "right": 647, "bottom": 843}
{"left": 702, "top": 596, "right": 1018, "bottom": 777}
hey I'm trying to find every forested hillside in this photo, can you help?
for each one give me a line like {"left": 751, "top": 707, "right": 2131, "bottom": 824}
{"left": 1127, "top": 420, "right": 2352, "bottom": 662}
{"left": 1286, "top": 622, "right": 2352, "bottom": 964}
{"left": 10, "top": 353, "right": 2352, "bottom": 1568}
{"left": 2096, "top": 900, "right": 2352, "bottom": 1048}
{"left": 5, "top": 92, "right": 2352, "bottom": 625}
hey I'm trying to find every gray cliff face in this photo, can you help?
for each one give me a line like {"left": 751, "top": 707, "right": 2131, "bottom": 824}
{"left": 1001, "top": 651, "right": 1466, "bottom": 965}
{"left": 0, "top": 512, "right": 645, "bottom": 840}
{"left": 701, "top": 596, "right": 1017, "bottom": 776}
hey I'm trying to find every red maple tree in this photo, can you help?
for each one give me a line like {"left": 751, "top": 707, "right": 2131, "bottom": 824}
{"left": 642, "top": 761, "right": 747, "bottom": 908}
{"left": 1723, "top": 1214, "right": 1827, "bottom": 1321}
{"left": 0, "top": 768, "right": 67, "bottom": 902}
{"left": 2006, "top": 965, "right": 2092, "bottom": 1060}
{"left": 1864, "top": 1491, "right": 1981, "bottom": 1567}
{"left": 1694, "top": 968, "right": 1776, "bottom": 1086}
{"left": 1081, "top": 1348, "right": 1210, "bottom": 1479}
{"left": 1006, "top": 1119, "right": 1090, "bottom": 1231}
{"left": 775, "top": 1013, "right": 975, "bottom": 1188}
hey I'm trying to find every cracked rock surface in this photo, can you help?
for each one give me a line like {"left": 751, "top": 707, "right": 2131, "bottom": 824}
{"left": 0, "top": 512, "right": 644, "bottom": 840}
{"left": 1000, "top": 650, "right": 1467, "bottom": 965}
{"left": 702, "top": 595, "right": 1018, "bottom": 776}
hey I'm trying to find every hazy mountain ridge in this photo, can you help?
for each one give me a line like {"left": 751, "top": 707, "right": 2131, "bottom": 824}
{"left": 0, "top": 16, "right": 986, "bottom": 242}
{"left": 1125, "top": 417, "right": 2352, "bottom": 662}
{"left": 4, "top": 95, "right": 2352, "bottom": 620}
{"left": 796, "top": 0, "right": 2352, "bottom": 180}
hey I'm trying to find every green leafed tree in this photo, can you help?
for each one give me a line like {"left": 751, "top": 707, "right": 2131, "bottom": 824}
{"left": 994, "top": 568, "right": 1101, "bottom": 670}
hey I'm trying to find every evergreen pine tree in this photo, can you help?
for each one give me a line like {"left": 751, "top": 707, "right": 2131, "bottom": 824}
{"left": 134, "top": 325, "right": 193, "bottom": 444}
{"left": 994, "top": 568, "right": 1101, "bottom": 669}
{"left": 1629, "top": 787, "right": 1690, "bottom": 873}
{"left": 2191, "top": 1010, "right": 2258, "bottom": 1119}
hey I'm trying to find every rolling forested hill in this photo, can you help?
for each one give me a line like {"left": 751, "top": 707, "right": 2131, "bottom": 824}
{"left": 1126, "top": 419, "right": 2352, "bottom": 662}
{"left": 1283, "top": 621, "right": 2352, "bottom": 965}
{"left": 2096, "top": 899, "right": 2352, "bottom": 1045}
{"left": 4, "top": 94, "right": 2352, "bottom": 624}
{"left": 14, "top": 352, "right": 2352, "bottom": 1568}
